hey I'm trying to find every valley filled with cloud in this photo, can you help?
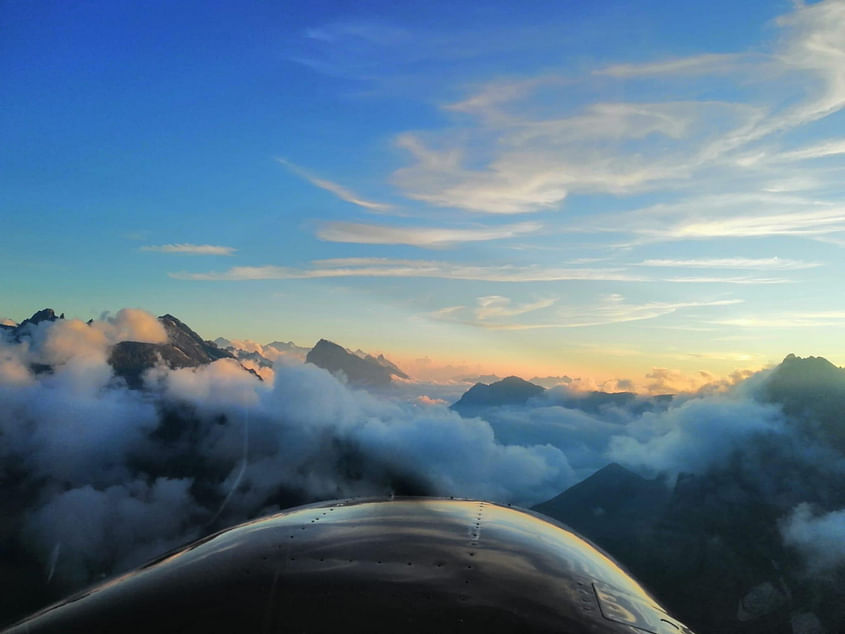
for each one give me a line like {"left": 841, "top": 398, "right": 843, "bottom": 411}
{"left": 2, "top": 309, "right": 844, "bottom": 632}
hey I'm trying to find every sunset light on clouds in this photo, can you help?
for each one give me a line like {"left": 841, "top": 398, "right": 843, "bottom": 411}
{"left": 8, "top": 5, "right": 845, "bottom": 632}
{"left": 4, "top": 0, "right": 845, "bottom": 387}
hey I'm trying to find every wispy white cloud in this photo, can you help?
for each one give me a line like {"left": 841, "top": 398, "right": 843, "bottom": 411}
{"left": 276, "top": 158, "right": 394, "bottom": 212}
{"left": 595, "top": 53, "right": 749, "bottom": 78}
{"left": 712, "top": 311, "right": 845, "bottom": 328}
{"left": 680, "top": 351, "right": 758, "bottom": 362}
{"left": 140, "top": 244, "right": 237, "bottom": 256}
{"left": 444, "top": 76, "right": 568, "bottom": 121}
{"left": 170, "top": 258, "right": 643, "bottom": 282}
{"left": 171, "top": 257, "right": 802, "bottom": 285}
{"left": 778, "top": 138, "right": 845, "bottom": 161}
{"left": 592, "top": 193, "right": 845, "bottom": 247}
{"left": 434, "top": 293, "right": 743, "bottom": 330}
{"left": 637, "top": 257, "right": 820, "bottom": 270}
{"left": 474, "top": 296, "right": 556, "bottom": 320}
{"left": 316, "top": 221, "right": 541, "bottom": 247}
{"left": 771, "top": 1, "right": 845, "bottom": 128}
{"left": 390, "top": 1, "right": 845, "bottom": 222}
{"left": 662, "top": 275, "right": 791, "bottom": 285}
{"left": 650, "top": 208, "right": 845, "bottom": 240}
{"left": 392, "top": 100, "right": 746, "bottom": 214}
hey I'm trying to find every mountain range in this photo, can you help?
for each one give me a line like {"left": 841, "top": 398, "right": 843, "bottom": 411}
{"left": 4, "top": 309, "right": 845, "bottom": 633}
{"left": 3, "top": 309, "right": 410, "bottom": 390}
{"left": 450, "top": 375, "right": 673, "bottom": 416}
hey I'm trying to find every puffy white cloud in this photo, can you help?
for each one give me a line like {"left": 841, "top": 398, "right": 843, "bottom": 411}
{"left": 607, "top": 396, "right": 785, "bottom": 477}
{"left": 780, "top": 503, "right": 845, "bottom": 572}
{"left": 3, "top": 311, "right": 845, "bottom": 605}
{"left": 94, "top": 308, "right": 168, "bottom": 345}
{"left": 26, "top": 478, "right": 199, "bottom": 584}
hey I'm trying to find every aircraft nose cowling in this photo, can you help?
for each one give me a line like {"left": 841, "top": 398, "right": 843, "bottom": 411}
{"left": 3, "top": 498, "right": 694, "bottom": 634}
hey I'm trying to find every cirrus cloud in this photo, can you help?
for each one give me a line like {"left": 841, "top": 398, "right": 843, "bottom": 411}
{"left": 316, "top": 221, "right": 541, "bottom": 247}
{"left": 140, "top": 244, "right": 237, "bottom": 256}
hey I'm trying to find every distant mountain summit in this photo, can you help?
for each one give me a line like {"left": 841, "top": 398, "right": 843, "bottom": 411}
{"left": 306, "top": 339, "right": 407, "bottom": 386}
{"left": 761, "top": 353, "right": 845, "bottom": 453}
{"left": 266, "top": 341, "right": 311, "bottom": 357}
{"left": 451, "top": 376, "right": 545, "bottom": 414}
{"left": 110, "top": 314, "right": 234, "bottom": 388}
{"left": 0, "top": 308, "right": 62, "bottom": 340}
{"left": 215, "top": 339, "right": 311, "bottom": 368}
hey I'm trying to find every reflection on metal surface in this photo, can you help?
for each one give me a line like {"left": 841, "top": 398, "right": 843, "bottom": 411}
{"left": 593, "top": 581, "right": 660, "bottom": 633}
{"left": 2, "top": 497, "right": 695, "bottom": 634}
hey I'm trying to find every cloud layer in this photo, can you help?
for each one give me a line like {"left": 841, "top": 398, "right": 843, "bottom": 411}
{"left": 3, "top": 309, "right": 845, "bottom": 630}
{"left": 0, "top": 312, "right": 572, "bottom": 595}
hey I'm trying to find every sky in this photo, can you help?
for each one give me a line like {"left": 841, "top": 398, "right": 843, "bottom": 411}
{"left": 3, "top": 0, "right": 845, "bottom": 386}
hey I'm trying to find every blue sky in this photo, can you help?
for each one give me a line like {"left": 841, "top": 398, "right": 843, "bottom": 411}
{"left": 3, "top": 0, "right": 845, "bottom": 386}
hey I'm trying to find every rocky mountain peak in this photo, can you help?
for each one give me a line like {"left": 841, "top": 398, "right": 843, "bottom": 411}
{"left": 306, "top": 339, "right": 407, "bottom": 386}
{"left": 109, "top": 314, "right": 234, "bottom": 388}
{"left": 451, "top": 375, "right": 545, "bottom": 413}
{"left": 22, "top": 308, "right": 60, "bottom": 326}
{"left": 762, "top": 353, "right": 845, "bottom": 453}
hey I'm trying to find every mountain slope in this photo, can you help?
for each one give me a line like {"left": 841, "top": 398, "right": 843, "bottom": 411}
{"left": 109, "top": 314, "right": 234, "bottom": 388}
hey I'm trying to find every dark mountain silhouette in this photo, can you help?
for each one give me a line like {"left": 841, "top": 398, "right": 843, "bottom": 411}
{"left": 306, "top": 339, "right": 407, "bottom": 386}
{"left": 369, "top": 352, "right": 409, "bottom": 380}
{"left": 534, "top": 463, "right": 670, "bottom": 546}
{"left": 451, "top": 376, "right": 545, "bottom": 414}
{"left": 549, "top": 389, "right": 673, "bottom": 416}
{"left": 109, "top": 314, "right": 235, "bottom": 388}
{"left": 532, "top": 355, "right": 845, "bottom": 634}
{"left": 533, "top": 462, "right": 807, "bottom": 634}
{"left": 760, "top": 353, "right": 845, "bottom": 453}
{"left": 0, "top": 308, "right": 62, "bottom": 341}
